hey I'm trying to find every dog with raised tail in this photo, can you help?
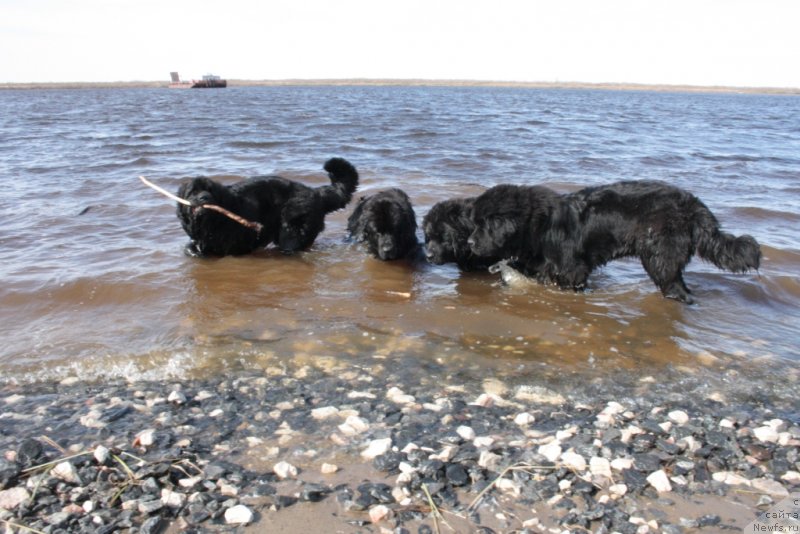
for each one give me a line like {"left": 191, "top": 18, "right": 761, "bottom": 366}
{"left": 176, "top": 158, "right": 358, "bottom": 257}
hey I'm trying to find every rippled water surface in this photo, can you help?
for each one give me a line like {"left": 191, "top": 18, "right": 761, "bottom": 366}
{"left": 1, "top": 86, "right": 798, "bottom": 390}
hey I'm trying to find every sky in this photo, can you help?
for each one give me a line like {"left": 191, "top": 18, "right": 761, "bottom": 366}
{"left": 2, "top": 0, "right": 799, "bottom": 88}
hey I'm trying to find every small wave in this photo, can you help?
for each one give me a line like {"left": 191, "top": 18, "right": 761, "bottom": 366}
{"left": 731, "top": 206, "right": 800, "bottom": 222}
{"left": 227, "top": 140, "right": 290, "bottom": 149}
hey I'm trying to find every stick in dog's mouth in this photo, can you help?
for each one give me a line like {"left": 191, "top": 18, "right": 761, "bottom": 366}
{"left": 139, "top": 175, "right": 263, "bottom": 234}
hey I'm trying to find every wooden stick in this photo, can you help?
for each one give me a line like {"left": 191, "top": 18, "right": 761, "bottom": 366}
{"left": 139, "top": 175, "right": 263, "bottom": 234}
{"left": 139, "top": 175, "right": 191, "bottom": 206}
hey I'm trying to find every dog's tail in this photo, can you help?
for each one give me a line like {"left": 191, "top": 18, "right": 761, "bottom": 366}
{"left": 320, "top": 157, "right": 359, "bottom": 212}
{"left": 692, "top": 201, "right": 761, "bottom": 273}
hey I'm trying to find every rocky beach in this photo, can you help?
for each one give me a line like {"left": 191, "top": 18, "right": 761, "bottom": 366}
{"left": 1, "top": 350, "right": 798, "bottom": 534}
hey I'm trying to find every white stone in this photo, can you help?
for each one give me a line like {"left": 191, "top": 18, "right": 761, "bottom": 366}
{"left": 52, "top": 461, "right": 82, "bottom": 484}
{"left": 750, "top": 478, "right": 789, "bottom": 497}
{"left": 781, "top": 471, "right": 800, "bottom": 484}
{"left": 679, "top": 435, "right": 701, "bottom": 452}
{"left": 178, "top": 476, "right": 201, "bottom": 488}
{"left": 558, "top": 479, "right": 572, "bottom": 491}
{"left": 219, "top": 482, "right": 239, "bottom": 496}
{"left": 456, "top": 426, "right": 476, "bottom": 441}
{"left": 470, "top": 393, "right": 496, "bottom": 407}
{"left": 753, "top": 426, "right": 780, "bottom": 443}
{"left": 311, "top": 406, "right": 339, "bottom": 420}
{"left": 321, "top": 463, "right": 339, "bottom": 474}
{"left": 398, "top": 461, "right": 417, "bottom": 474}
{"left": 369, "top": 504, "right": 393, "bottom": 523}
{"left": 273, "top": 461, "right": 298, "bottom": 479}
{"left": 555, "top": 426, "right": 577, "bottom": 441}
{"left": 646, "top": 470, "right": 672, "bottom": 493}
{"left": 167, "top": 390, "right": 186, "bottom": 404}
{"left": 495, "top": 478, "right": 521, "bottom": 496}
{"left": 361, "top": 438, "right": 392, "bottom": 459}
{"left": 538, "top": 441, "right": 562, "bottom": 463}
{"left": 514, "top": 412, "right": 536, "bottom": 425}
{"left": 137, "top": 429, "right": 156, "bottom": 447}
{"left": 386, "top": 387, "right": 415, "bottom": 404}
{"left": 478, "top": 450, "right": 501, "bottom": 470}
{"left": 561, "top": 451, "right": 587, "bottom": 472}
{"left": 224, "top": 504, "right": 254, "bottom": 525}
{"left": 473, "top": 436, "right": 495, "bottom": 448}
{"left": 712, "top": 471, "right": 751, "bottom": 486}
{"left": 611, "top": 458, "right": 634, "bottom": 471}
{"left": 161, "top": 488, "right": 186, "bottom": 507}
{"left": 766, "top": 419, "right": 786, "bottom": 432}
{"left": 719, "top": 418, "right": 735, "bottom": 429}
{"left": 590, "top": 457, "right": 612, "bottom": 479}
{"left": 0, "top": 487, "right": 30, "bottom": 509}
{"left": 343, "top": 415, "right": 369, "bottom": 433}
{"left": 82, "top": 500, "right": 95, "bottom": 513}
{"left": 602, "top": 401, "right": 625, "bottom": 415}
{"left": 93, "top": 445, "right": 110, "bottom": 464}
{"left": 609, "top": 483, "right": 627, "bottom": 497}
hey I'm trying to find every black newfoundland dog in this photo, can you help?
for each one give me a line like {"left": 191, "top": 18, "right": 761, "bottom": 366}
{"left": 422, "top": 197, "right": 500, "bottom": 271}
{"left": 468, "top": 180, "right": 761, "bottom": 303}
{"left": 347, "top": 188, "right": 418, "bottom": 260}
{"left": 176, "top": 158, "right": 358, "bottom": 257}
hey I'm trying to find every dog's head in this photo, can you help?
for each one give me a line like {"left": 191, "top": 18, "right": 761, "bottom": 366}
{"left": 177, "top": 178, "right": 232, "bottom": 217}
{"left": 422, "top": 198, "right": 476, "bottom": 265}
{"left": 351, "top": 196, "right": 416, "bottom": 261}
{"left": 468, "top": 185, "right": 530, "bottom": 258}
{"left": 277, "top": 194, "right": 326, "bottom": 254}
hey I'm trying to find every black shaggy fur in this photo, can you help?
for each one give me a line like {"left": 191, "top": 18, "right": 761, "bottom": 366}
{"left": 347, "top": 188, "right": 418, "bottom": 260}
{"left": 422, "top": 197, "right": 500, "bottom": 271}
{"left": 176, "top": 158, "right": 358, "bottom": 257}
{"left": 468, "top": 180, "right": 761, "bottom": 303}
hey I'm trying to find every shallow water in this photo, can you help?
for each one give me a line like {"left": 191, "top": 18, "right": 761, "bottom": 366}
{"left": 1, "top": 86, "right": 798, "bottom": 390}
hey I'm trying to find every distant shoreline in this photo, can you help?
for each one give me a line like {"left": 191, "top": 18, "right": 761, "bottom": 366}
{"left": 1, "top": 78, "right": 799, "bottom": 95}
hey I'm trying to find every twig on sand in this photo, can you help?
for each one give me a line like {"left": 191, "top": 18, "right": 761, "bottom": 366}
{"left": 467, "top": 463, "right": 558, "bottom": 512}
{"left": 139, "top": 175, "right": 263, "bottom": 234}
{"left": 0, "top": 519, "right": 47, "bottom": 534}
{"left": 421, "top": 483, "right": 444, "bottom": 534}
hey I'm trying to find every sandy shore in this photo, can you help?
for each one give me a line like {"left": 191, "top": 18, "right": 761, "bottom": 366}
{"left": 1, "top": 79, "right": 799, "bottom": 95}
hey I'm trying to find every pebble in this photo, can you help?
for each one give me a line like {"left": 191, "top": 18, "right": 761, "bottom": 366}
{"left": 311, "top": 406, "right": 340, "bottom": 419}
{"left": 273, "top": 461, "right": 298, "bottom": 479}
{"left": 514, "top": 412, "right": 536, "bottom": 425}
{"left": 167, "top": 390, "right": 186, "bottom": 404}
{"left": 93, "top": 445, "right": 110, "bottom": 464}
{"left": 224, "top": 504, "right": 254, "bottom": 525}
{"left": 668, "top": 410, "right": 689, "bottom": 425}
{"left": 538, "top": 441, "right": 562, "bottom": 462}
{"left": 361, "top": 438, "right": 392, "bottom": 459}
{"left": 321, "top": 463, "right": 339, "bottom": 474}
{"left": 0, "top": 487, "right": 30, "bottom": 509}
{"left": 646, "top": 470, "right": 672, "bottom": 493}
{"left": 561, "top": 451, "right": 587, "bottom": 472}
{"left": 590, "top": 457, "right": 612, "bottom": 479}
{"left": 0, "top": 366, "right": 797, "bottom": 534}
{"left": 51, "top": 461, "right": 82, "bottom": 485}
{"left": 754, "top": 426, "right": 780, "bottom": 443}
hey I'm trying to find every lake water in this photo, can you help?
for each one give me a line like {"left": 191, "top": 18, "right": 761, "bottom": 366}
{"left": 1, "top": 86, "right": 798, "bottom": 396}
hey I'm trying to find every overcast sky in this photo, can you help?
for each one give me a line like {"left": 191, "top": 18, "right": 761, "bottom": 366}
{"left": 2, "top": 0, "right": 799, "bottom": 87}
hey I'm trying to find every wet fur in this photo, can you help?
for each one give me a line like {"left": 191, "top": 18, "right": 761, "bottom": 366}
{"left": 176, "top": 158, "right": 358, "bottom": 257}
{"left": 347, "top": 188, "right": 418, "bottom": 260}
{"left": 422, "top": 197, "right": 500, "bottom": 271}
{"left": 469, "top": 180, "right": 761, "bottom": 303}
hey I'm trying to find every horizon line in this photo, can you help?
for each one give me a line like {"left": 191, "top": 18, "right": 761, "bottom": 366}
{"left": 2, "top": 78, "right": 799, "bottom": 95}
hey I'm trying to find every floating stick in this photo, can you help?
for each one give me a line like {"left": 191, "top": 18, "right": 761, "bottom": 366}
{"left": 139, "top": 175, "right": 263, "bottom": 234}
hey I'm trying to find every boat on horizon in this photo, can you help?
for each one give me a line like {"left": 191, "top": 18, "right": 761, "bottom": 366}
{"left": 168, "top": 72, "right": 227, "bottom": 89}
